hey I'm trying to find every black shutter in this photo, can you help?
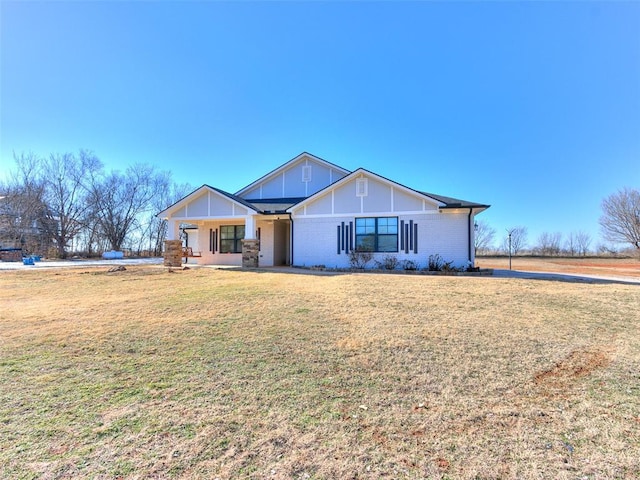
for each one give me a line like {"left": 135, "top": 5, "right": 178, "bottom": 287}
{"left": 409, "top": 220, "right": 414, "bottom": 251}
{"left": 349, "top": 221, "right": 354, "bottom": 251}
{"left": 404, "top": 222, "right": 410, "bottom": 254}
{"left": 345, "top": 224, "right": 350, "bottom": 254}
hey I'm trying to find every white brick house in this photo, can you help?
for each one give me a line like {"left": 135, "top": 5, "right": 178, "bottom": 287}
{"left": 157, "top": 152, "right": 489, "bottom": 269}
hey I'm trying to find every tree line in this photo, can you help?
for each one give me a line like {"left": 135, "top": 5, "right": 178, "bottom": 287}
{"left": 475, "top": 187, "right": 640, "bottom": 257}
{"left": 0, "top": 151, "right": 192, "bottom": 258}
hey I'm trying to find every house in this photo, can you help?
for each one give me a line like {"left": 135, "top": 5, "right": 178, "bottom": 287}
{"left": 157, "top": 152, "right": 489, "bottom": 269}
{"left": 0, "top": 194, "right": 55, "bottom": 256}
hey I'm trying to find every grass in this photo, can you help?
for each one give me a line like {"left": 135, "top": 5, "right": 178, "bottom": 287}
{"left": 0, "top": 265, "right": 639, "bottom": 479}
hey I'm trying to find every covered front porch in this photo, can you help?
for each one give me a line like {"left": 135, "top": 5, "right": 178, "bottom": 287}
{"left": 163, "top": 216, "right": 291, "bottom": 268}
{"left": 157, "top": 184, "right": 294, "bottom": 268}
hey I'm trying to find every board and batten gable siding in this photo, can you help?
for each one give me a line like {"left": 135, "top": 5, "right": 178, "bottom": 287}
{"left": 169, "top": 190, "right": 249, "bottom": 219}
{"left": 290, "top": 173, "right": 439, "bottom": 217}
{"left": 239, "top": 155, "right": 348, "bottom": 200}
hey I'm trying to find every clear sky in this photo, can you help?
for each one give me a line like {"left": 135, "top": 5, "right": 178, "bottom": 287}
{"left": 1, "top": 1, "right": 639, "bottom": 249}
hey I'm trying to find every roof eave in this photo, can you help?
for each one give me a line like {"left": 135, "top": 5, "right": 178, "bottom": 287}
{"left": 439, "top": 204, "right": 491, "bottom": 212}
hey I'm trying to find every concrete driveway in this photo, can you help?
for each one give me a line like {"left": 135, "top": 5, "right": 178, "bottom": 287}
{"left": 492, "top": 268, "right": 640, "bottom": 285}
{"left": 0, "top": 257, "right": 163, "bottom": 271}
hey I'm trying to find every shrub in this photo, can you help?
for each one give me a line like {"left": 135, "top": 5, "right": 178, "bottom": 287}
{"left": 440, "top": 260, "right": 457, "bottom": 272}
{"left": 427, "top": 254, "right": 444, "bottom": 271}
{"left": 402, "top": 259, "right": 419, "bottom": 271}
{"left": 375, "top": 255, "right": 399, "bottom": 270}
{"left": 427, "top": 254, "right": 459, "bottom": 272}
{"left": 348, "top": 248, "right": 373, "bottom": 269}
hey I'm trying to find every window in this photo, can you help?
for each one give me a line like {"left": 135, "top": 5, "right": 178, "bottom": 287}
{"left": 220, "top": 225, "right": 245, "bottom": 253}
{"left": 355, "top": 217, "right": 398, "bottom": 252}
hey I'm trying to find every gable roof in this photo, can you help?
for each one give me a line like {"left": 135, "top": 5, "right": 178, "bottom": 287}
{"left": 157, "top": 155, "right": 489, "bottom": 219}
{"left": 156, "top": 184, "right": 260, "bottom": 218}
{"left": 234, "top": 152, "right": 351, "bottom": 197}
{"left": 286, "top": 167, "right": 489, "bottom": 213}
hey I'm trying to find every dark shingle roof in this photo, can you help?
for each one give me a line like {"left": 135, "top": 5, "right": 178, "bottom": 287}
{"left": 420, "top": 191, "right": 490, "bottom": 210}
{"left": 205, "top": 185, "right": 261, "bottom": 212}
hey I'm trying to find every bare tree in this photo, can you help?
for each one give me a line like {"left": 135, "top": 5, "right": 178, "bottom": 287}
{"left": 0, "top": 152, "right": 51, "bottom": 254}
{"left": 535, "top": 231, "right": 562, "bottom": 256}
{"left": 599, "top": 187, "right": 640, "bottom": 250}
{"left": 565, "top": 231, "right": 577, "bottom": 256}
{"left": 596, "top": 242, "right": 619, "bottom": 256}
{"left": 474, "top": 219, "right": 495, "bottom": 255}
{"left": 502, "top": 226, "right": 528, "bottom": 255}
{"left": 40, "top": 150, "right": 103, "bottom": 258}
{"left": 566, "top": 230, "right": 591, "bottom": 256}
{"left": 89, "top": 164, "right": 163, "bottom": 251}
{"left": 4, "top": 151, "right": 188, "bottom": 257}
{"left": 137, "top": 173, "right": 192, "bottom": 256}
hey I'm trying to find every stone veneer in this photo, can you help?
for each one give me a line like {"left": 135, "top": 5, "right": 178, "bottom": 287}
{"left": 241, "top": 239, "right": 259, "bottom": 268}
{"left": 163, "top": 240, "right": 183, "bottom": 267}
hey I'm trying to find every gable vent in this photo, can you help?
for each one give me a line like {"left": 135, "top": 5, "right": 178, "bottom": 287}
{"left": 302, "top": 165, "right": 312, "bottom": 182}
{"left": 356, "top": 178, "right": 368, "bottom": 197}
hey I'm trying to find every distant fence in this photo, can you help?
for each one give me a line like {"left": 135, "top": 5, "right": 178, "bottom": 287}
{"left": 0, "top": 248, "right": 23, "bottom": 262}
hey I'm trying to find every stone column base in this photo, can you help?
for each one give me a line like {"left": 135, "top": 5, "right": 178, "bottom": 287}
{"left": 241, "top": 239, "right": 259, "bottom": 268}
{"left": 164, "top": 240, "right": 183, "bottom": 267}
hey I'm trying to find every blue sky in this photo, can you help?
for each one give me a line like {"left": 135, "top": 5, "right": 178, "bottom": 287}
{"left": 2, "top": 1, "right": 639, "bottom": 249}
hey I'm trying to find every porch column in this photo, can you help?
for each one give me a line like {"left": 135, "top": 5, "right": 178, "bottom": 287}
{"left": 242, "top": 214, "right": 259, "bottom": 268}
{"left": 163, "top": 240, "right": 182, "bottom": 267}
{"left": 166, "top": 219, "right": 180, "bottom": 241}
{"left": 163, "top": 219, "right": 182, "bottom": 266}
{"left": 244, "top": 215, "right": 256, "bottom": 239}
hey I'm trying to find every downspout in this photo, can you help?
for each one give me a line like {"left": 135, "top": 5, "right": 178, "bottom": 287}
{"left": 467, "top": 208, "right": 473, "bottom": 265}
{"left": 288, "top": 213, "right": 294, "bottom": 266}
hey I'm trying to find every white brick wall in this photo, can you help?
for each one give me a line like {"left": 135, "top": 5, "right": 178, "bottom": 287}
{"left": 293, "top": 212, "right": 473, "bottom": 269}
{"left": 294, "top": 217, "right": 350, "bottom": 268}
{"left": 420, "top": 212, "right": 472, "bottom": 267}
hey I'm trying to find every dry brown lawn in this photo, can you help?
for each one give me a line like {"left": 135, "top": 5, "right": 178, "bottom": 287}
{"left": 477, "top": 256, "right": 640, "bottom": 279}
{"left": 1, "top": 266, "right": 639, "bottom": 479}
